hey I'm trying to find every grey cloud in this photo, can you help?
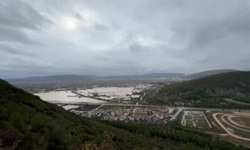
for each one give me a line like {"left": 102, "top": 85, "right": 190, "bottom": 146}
{"left": 1, "top": 0, "right": 250, "bottom": 78}
{"left": 94, "top": 53, "right": 111, "bottom": 62}
{"left": 129, "top": 43, "right": 144, "bottom": 53}
{"left": 75, "top": 13, "right": 83, "bottom": 20}
{"left": 0, "top": 26, "right": 39, "bottom": 44}
{"left": 121, "top": 33, "right": 152, "bottom": 54}
{"left": 123, "top": 34, "right": 145, "bottom": 53}
{"left": 0, "top": 0, "right": 51, "bottom": 30}
{"left": 228, "top": 12, "right": 250, "bottom": 33}
{"left": 0, "top": 44, "right": 38, "bottom": 57}
{"left": 0, "top": 0, "right": 51, "bottom": 44}
{"left": 94, "top": 23, "right": 109, "bottom": 31}
{"left": 170, "top": 2, "right": 250, "bottom": 49}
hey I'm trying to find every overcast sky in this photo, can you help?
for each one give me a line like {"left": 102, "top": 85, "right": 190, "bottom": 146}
{"left": 1, "top": 0, "right": 250, "bottom": 78}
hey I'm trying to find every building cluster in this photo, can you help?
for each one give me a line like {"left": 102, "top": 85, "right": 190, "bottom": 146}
{"left": 87, "top": 107, "right": 170, "bottom": 123}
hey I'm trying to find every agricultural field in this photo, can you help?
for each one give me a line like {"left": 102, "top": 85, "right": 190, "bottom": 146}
{"left": 223, "top": 98, "right": 250, "bottom": 106}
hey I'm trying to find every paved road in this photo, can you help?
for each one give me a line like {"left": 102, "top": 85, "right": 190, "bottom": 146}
{"left": 170, "top": 107, "right": 184, "bottom": 121}
{"left": 71, "top": 91, "right": 110, "bottom": 102}
{"left": 53, "top": 99, "right": 250, "bottom": 113}
{"left": 221, "top": 114, "right": 250, "bottom": 133}
{"left": 185, "top": 107, "right": 250, "bottom": 112}
{"left": 201, "top": 112, "right": 212, "bottom": 128}
{"left": 228, "top": 116, "right": 250, "bottom": 129}
{"left": 136, "top": 92, "right": 146, "bottom": 105}
{"left": 87, "top": 104, "right": 105, "bottom": 116}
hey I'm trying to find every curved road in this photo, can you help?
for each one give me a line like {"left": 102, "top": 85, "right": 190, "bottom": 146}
{"left": 213, "top": 113, "right": 250, "bottom": 141}
{"left": 228, "top": 116, "right": 250, "bottom": 129}
{"left": 221, "top": 114, "right": 250, "bottom": 133}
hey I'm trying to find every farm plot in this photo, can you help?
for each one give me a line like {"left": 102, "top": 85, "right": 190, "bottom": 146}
{"left": 181, "top": 111, "right": 211, "bottom": 128}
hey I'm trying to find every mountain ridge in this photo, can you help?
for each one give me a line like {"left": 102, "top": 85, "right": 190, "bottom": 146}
{"left": 144, "top": 71, "right": 250, "bottom": 107}
{"left": 6, "top": 73, "right": 185, "bottom": 83}
{"left": 185, "top": 69, "right": 237, "bottom": 79}
{"left": 5, "top": 69, "right": 239, "bottom": 84}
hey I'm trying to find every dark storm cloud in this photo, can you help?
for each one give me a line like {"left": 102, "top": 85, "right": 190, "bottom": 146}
{"left": 0, "top": 0, "right": 51, "bottom": 44}
{"left": 168, "top": 0, "right": 250, "bottom": 49}
{"left": 129, "top": 43, "right": 144, "bottom": 53}
{"left": 0, "top": 45, "right": 37, "bottom": 57}
{"left": 94, "top": 23, "right": 109, "bottom": 31}
{"left": 0, "top": 0, "right": 250, "bottom": 78}
{"left": 0, "top": 26, "right": 39, "bottom": 44}
{"left": 74, "top": 13, "right": 83, "bottom": 20}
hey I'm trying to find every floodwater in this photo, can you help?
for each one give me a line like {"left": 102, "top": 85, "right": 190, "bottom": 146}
{"left": 63, "top": 105, "right": 79, "bottom": 110}
{"left": 78, "top": 86, "right": 137, "bottom": 99}
{"left": 35, "top": 91, "right": 105, "bottom": 104}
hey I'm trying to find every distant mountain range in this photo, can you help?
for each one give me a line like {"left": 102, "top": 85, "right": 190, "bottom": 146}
{"left": 5, "top": 69, "right": 237, "bottom": 84}
{"left": 90, "top": 73, "right": 185, "bottom": 80}
{"left": 5, "top": 73, "right": 185, "bottom": 83}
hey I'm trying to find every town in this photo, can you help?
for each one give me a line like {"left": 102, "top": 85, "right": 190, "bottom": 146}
{"left": 59, "top": 103, "right": 176, "bottom": 123}
{"left": 57, "top": 102, "right": 250, "bottom": 148}
{"left": 84, "top": 106, "right": 173, "bottom": 123}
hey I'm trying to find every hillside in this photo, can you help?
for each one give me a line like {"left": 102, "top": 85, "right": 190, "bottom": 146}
{"left": 145, "top": 71, "right": 250, "bottom": 107}
{"left": 0, "top": 79, "right": 248, "bottom": 150}
{"left": 185, "top": 69, "right": 237, "bottom": 79}
{"left": 0, "top": 79, "right": 174, "bottom": 150}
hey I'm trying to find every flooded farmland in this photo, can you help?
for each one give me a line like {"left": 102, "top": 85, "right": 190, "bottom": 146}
{"left": 35, "top": 86, "right": 145, "bottom": 103}
{"left": 35, "top": 91, "right": 105, "bottom": 104}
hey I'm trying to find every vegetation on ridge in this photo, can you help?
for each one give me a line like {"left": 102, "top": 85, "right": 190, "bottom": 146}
{"left": 144, "top": 71, "right": 250, "bottom": 108}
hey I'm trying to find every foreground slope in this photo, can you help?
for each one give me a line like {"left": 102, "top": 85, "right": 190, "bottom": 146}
{"left": 0, "top": 79, "right": 173, "bottom": 150}
{"left": 145, "top": 71, "right": 250, "bottom": 107}
{"left": 0, "top": 79, "right": 248, "bottom": 150}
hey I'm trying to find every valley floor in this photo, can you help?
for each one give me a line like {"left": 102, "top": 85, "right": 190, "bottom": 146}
{"left": 56, "top": 101, "right": 250, "bottom": 148}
